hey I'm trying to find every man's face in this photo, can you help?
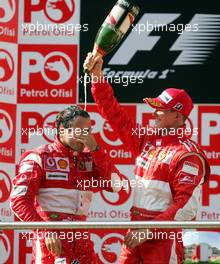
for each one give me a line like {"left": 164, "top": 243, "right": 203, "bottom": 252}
{"left": 60, "top": 116, "right": 92, "bottom": 152}
{"left": 153, "top": 109, "right": 179, "bottom": 129}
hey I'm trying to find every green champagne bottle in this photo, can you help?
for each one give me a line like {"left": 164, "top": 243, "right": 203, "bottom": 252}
{"left": 84, "top": 0, "right": 140, "bottom": 73}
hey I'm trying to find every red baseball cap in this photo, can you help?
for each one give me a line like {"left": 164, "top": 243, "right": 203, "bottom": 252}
{"left": 143, "top": 88, "right": 193, "bottom": 117}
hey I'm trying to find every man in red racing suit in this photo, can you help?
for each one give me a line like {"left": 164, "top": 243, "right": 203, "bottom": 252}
{"left": 10, "top": 105, "right": 122, "bottom": 264}
{"left": 83, "top": 54, "right": 210, "bottom": 264}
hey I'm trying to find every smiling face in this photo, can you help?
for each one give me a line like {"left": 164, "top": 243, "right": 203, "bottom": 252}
{"left": 153, "top": 109, "right": 184, "bottom": 129}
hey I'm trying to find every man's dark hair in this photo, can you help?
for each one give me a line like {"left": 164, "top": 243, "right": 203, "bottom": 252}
{"left": 56, "top": 105, "right": 90, "bottom": 133}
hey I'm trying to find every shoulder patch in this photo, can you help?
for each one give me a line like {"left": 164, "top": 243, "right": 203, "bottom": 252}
{"left": 182, "top": 161, "right": 199, "bottom": 176}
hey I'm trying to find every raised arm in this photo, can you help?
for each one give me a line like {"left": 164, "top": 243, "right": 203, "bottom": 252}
{"left": 84, "top": 54, "right": 146, "bottom": 156}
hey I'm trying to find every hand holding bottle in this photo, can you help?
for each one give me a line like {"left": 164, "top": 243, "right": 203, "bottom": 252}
{"left": 83, "top": 52, "right": 104, "bottom": 78}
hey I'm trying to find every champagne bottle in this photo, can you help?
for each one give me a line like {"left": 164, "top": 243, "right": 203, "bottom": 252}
{"left": 84, "top": 0, "right": 140, "bottom": 73}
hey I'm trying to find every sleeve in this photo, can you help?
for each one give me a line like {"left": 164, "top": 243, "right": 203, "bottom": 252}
{"left": 154, "top": 153, "right": 206, "bottom": 221}
{"left": 91, "top": 147, "right": 123, "bottom": 193}
{"left": 10, "top": 152, "right": 44, "bottom": 222}
{"left": 91, "top": 80, "right": 146, "bottom": 156}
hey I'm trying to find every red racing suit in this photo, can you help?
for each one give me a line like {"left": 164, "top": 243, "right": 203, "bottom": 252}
{"left": 91, "top": 80, "right": 210, "bottom": 264}
{"left": 10, "top": 137, "right": 122, "bottom": 264}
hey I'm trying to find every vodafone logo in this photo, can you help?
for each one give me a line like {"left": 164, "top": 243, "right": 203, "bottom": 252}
{"left": 0, "top": 0, "right": 16, "bottom": 23}
{"left": 0, "top": 170, "right": 12, "bottom": 203}
{"left": 92, "top": 233, "right": 124, "bottom": 264}
{"left": 100, "top": 174, "right": 131, "bottom": 206}
{"left": 46, "top": 157, "right": 56, "bottom": 167}
{"left": 0, "top": 232, "right": 11, "bottom": 263}
{"left": 0, "top": 49, "right": 14, "bottom": 82}
{"left": 0, "top": 109, "right": 13, "bottom": 143}
{"left": 21, "top": 51, "right": 73, "bottom": 85}
{"left": 25, "top": 0, "right": 75, "bottom": 23}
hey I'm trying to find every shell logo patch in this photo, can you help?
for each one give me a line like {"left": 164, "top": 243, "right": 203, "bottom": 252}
{"left": 148, "top": 149, "right": 156, "bottom": 159}
{"left": 58, "top": 159, "right": 68, "bottom": 169}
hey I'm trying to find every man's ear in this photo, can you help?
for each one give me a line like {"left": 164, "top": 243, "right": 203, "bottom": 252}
{"left": 177, "top": 113, "right": 185, "bottom": 125}
{"left": 174, "top": 111, "right": 179, "bottom": 120}
{"left": 58, "top": 124, "right": 65, "bottom": 137}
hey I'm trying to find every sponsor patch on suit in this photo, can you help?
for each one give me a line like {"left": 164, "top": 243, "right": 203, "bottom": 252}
{"left": 46, "top": 172, "right": 68, "bottom": 181}
{"left": 44, "top": 157, "right": 70, "bottom": 172}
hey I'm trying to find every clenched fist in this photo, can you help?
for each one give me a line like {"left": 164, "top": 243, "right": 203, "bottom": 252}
{"left": 83, "top": 52, "right": 104, "bottom": 78}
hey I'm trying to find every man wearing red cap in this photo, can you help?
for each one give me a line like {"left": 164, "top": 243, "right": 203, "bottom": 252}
{"left": 84, "top": 55, "right": 210, "bottom": 264}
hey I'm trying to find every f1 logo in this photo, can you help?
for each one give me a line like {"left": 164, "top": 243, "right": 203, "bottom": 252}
{"left": 109, "top": 14, "right": 220, "bottom": 66}
{"left": 21, "top": 51, "right": 73, "bottom": 85}
{"left": 0, "top": 0, "right": 16, "bottom": 23}
{"left": 24, "top": 0, "right": 75, "bottom": 23}
{"left": 0, "top": 49, "right": 14, "bottom": 82}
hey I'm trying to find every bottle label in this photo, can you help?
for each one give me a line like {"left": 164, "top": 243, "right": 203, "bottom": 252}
{"left": 105, "top": 5, "right": 125, "bottom": 26}
{"left": 119, "top": 13, "right": 134, "bottom": 34}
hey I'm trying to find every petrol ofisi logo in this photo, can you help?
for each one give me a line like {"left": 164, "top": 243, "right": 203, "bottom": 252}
{"left": 0, "top": 49, "right": 14, "bottom": 82}
{"left": 24, "top": 0, "right": 75, "bottom": 23}
{"left": 0, "top": 170, "right": 12, "bottom": 203}
{"left": 0, "top": 104, "right": 16, "bottom": 163}
{"left": 18, "top": 45, "right": 77, "bottom": 104}
{"left": 91, "top": 232, "right": 125, "bottom": 264}
{"left": 0, "top": 0, "right": 16, "bottom": 23}
{"left": 100, "top": 173, "right": 131, "bottom": 206}
{"left": 0, "top": 232, "right": 11, "bottom": 263}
